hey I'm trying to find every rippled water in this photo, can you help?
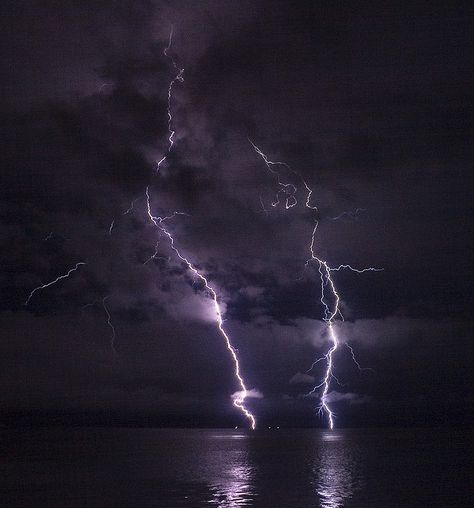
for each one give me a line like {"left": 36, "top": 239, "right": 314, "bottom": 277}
{"left": 0, "top": 427, "right": 470, "bottom": 506}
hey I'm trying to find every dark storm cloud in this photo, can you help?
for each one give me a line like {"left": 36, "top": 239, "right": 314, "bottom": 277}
{"left": 0, "top": 0, "right": 472, "bottom": 426}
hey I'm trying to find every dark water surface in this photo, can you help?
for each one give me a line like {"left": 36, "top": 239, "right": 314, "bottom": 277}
{"left": 0, "top": 427, "right": 470, "bottom": 507}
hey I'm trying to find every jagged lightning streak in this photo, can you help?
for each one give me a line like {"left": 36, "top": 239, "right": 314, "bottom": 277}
{"left": 106, "top": 197, "right": 141, "bottom": 239}
{"left": 145, "top": 187, "right": 256, "bottom": 429}
{"left": 142, "top": 30, "right": 254, "bottom": 428}
{"left": 82, "top": 295, "right": 117, "bottom": 356}
{"left": 25, "top": 262, "right": 86, "bottom": 306}
{"left": 330, "top": 264, "right": 382, "bottom": 274}
{"left": 81, "top": 295, "right": 117, "bottom": 355}
{"left": 102, "top": 295, "right": 117, "bottom": 356}
{"left": 250, "top": 141, "right": 381, "bottom": 429}
{"left": 248, "top": 139, "right": 298, "bottom": 209}
{"left": 330, "top": 208, "right": 366, "bottom": 221}
{"left": 122, "top": 197, "right": 140, "bottom": 216}
{"left": 156, "top": 26, "right": 184, "bottom": 172}
{"left": 143, "top": 240, "right": 162, "bottom": 265}
{"left": 306, "top": 221, "right": 343, "bottom": 429}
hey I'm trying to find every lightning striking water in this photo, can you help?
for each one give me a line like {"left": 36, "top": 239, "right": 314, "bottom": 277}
{"left": 250, "top": 141, "right": 381, "bottom": 429}
{"left": 25, "top": 262, "right": 86, "bottom": 306}
{"left": 145, "top": 187, "right": 256, "bottom": 429}
{"left": 156, "top": 26, "right": 184, "bottom": 172}
{"left": 306, "top": 221, "right": 342, "bottom": 429}
{"left": 140, "top": 30, "right": 257, "bottom": 427}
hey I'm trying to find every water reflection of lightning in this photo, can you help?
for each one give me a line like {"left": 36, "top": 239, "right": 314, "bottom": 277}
{"left": 250, "top": 141, "right": 381, "bottom": 429}
{"left": 156, "top": 26, "right": 184, "bottom": 172}
{"left": 145, "top": 187, "right": 256, "bottom": 429}
{"left": 25, "top": 262, "right": 86, "bottom": 306}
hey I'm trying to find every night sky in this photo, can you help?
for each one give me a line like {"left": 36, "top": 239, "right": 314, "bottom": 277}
{"left": 1, "top": 1, "right": 472, "bottom": 428}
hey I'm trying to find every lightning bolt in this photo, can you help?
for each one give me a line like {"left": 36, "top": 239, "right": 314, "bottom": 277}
{"left": 122, "top": 197, "right": 140, "bottom": 216}
{"left": 330, "top": 264, "right": 383, "bottom": 274}
{"left": 145, "top": 187, "right": 256, "bottom": 429}
{"left": 248, "top": 139, "right": 298, "bottom": 209}
{"left": 156, "top": 26, "right": 184, "bottom": 172}
{"left": 143, "top": 240, "right": 165, "bottom": 265}
{"left": 25, "top": 262, "right": 86, "bottom": 306}
{"left": 250, "top": 141, "right": 381, "bottom": 429}
{"left": 106, "top": 197, "right": 141, "bottom": 240}
{"left": 81, "top": 296, "right": 117, "bottom": 356}
{"left": 306, "top": 222, "right": 342, "bottom": 429}
{"left": 330, "top": 208, "right": 366, "bottom": 221}
{"left": 101, "top": 295, "right": 117, "bottom": 356}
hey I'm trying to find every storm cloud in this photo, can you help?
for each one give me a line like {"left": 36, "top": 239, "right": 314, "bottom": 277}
{"left": 0, "top": 0, "right": 471, "bottom": 427}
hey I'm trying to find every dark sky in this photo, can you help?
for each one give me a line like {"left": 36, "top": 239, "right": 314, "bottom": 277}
{"left": 1, "top": 0, "right": 472, "bottom": 428}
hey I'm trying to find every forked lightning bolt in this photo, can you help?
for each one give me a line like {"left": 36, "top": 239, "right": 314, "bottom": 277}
{"left": 248, "top": 139, "right": 298, "bottom": 209}
{"left": 156, "top": 26, "right": 184, "bottom": 172}
{"left": 25, "top": 262, "right": 86, "bottom": 306}
{"left": 250, "top": 141, "right": 381, "bottom": 429}
{"left": 145, "top": 187, "right": 256, "bottom": 429}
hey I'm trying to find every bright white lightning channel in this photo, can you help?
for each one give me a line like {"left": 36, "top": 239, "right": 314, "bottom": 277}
{"left": 82, "top": 296, "right": 117, "bottom": 356}
{"left": 156, "top": 26, "right": 184, "bottom": 172}
{"left": 250, "top": 141, "right": 381, "bottom": 429}
{"left": 145, "top": 187, "right": 256, "bottom": 429}
{"left": 25, "top": 262, "right": 86, "bottom": 306}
